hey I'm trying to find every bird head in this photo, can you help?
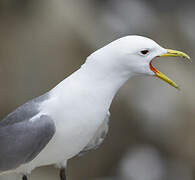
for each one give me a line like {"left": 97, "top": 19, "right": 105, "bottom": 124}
{"left": 102, "top": 36, "right": 191, "bottom": 89}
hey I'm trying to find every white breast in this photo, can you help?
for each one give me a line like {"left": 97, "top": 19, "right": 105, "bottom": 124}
{"left": 14, "top": 54, "right": 131, "bottom": 174}
{"left": 18, "top": 87, "right": 109, "bottom": 173}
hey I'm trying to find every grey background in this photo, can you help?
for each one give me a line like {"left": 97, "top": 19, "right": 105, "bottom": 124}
{"left": 0, "top": 0, "right": 195, "bottom": 180}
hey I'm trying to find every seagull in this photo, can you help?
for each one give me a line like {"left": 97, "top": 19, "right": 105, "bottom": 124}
{"left": 0, "top": 36, "right": 190, "bottom": 180}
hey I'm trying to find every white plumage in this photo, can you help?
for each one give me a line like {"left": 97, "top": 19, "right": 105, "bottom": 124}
{"left": 0, "top": 36, "right": 189, "bottom": 180}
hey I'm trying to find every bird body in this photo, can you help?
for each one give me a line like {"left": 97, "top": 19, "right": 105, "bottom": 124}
{"left": 9, "top": 70, "right": 112, "bottom": 174}
{"left": 0, "top": 36, "right": 190, "bottom": 180}
{"left": 6, "top": 50, "right": 128, "bottom": 174}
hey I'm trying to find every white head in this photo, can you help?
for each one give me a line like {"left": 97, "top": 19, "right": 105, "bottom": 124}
{"left": 89, "top": 35, "right": 190, "bottom": 89}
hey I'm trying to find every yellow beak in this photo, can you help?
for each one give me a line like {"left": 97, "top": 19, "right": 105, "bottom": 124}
{"left": 150, "top": 49, "right": 191, "bottom": 89}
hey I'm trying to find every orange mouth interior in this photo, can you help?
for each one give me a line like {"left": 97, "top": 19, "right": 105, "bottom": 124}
{"left": 149, "top": 60, "right": 159, "bottom": 74}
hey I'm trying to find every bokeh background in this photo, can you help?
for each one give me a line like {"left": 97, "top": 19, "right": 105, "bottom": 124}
{"left": 0, "top": 0, "right": 194, "bottom": 180}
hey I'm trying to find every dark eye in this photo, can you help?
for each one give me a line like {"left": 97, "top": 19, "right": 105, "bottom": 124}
{"left": 140, "top": 50, "right": 149, "bottom": 55}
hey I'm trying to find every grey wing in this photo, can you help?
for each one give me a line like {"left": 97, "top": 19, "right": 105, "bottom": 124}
{"left": 0, "top": 115, "right": 55, "bottom": 172}
{"left": 79, "top": 111, "right": 110, "bottom": 156}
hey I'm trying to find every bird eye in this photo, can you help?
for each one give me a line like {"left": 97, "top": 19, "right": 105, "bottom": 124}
{"left": 140, "top": 50, "right": 149, "bottom": 55}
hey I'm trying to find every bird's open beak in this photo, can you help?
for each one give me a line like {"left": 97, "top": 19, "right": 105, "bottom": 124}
{"left": 149, "top": 49, "right": 191, "bottom": 89}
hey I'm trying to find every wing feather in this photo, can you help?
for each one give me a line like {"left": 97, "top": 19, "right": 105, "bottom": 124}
{"left": 0, "top": 115, "right": 55, "bottom": 172}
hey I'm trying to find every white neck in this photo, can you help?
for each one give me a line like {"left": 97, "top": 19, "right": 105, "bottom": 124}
{"left": 80, "top": 56, "right": 133, "bottom": 93}
{"left": 51, "top": 50, "right": 134, "bottom": 108}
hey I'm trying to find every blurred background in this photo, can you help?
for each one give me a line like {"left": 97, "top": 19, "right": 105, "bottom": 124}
{"left": 0, "top": 0, "right": 194, "bottom": 180}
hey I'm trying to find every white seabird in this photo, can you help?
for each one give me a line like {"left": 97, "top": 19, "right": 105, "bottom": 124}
{"left": 0, "top": 36, "right": 190, "bottom": 180}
